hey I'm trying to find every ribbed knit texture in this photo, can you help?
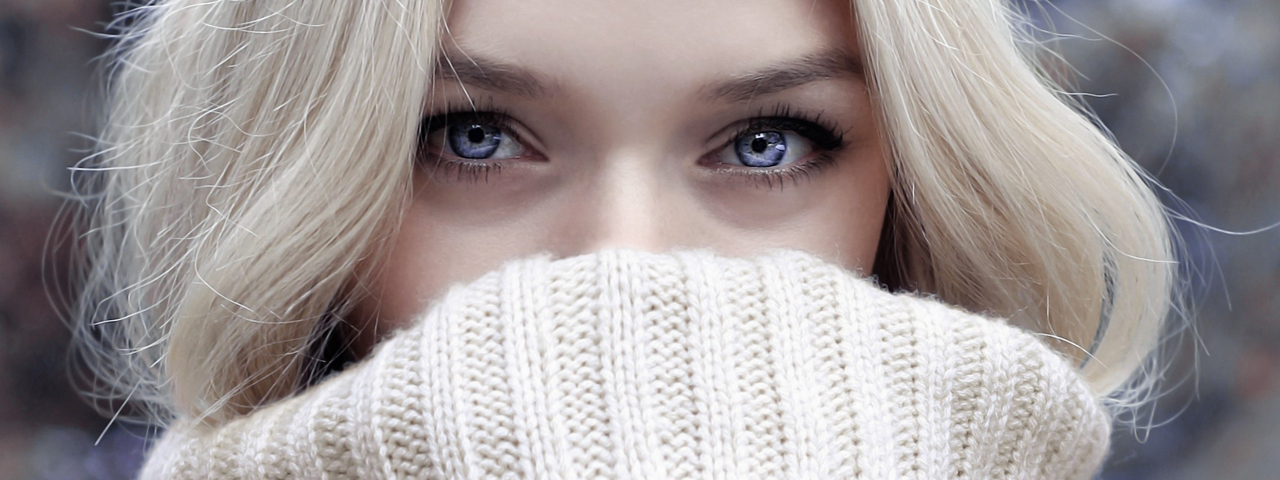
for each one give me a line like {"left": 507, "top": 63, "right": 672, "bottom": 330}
{"left": 140, "top": 249, "right": 1112, "bottom": 479}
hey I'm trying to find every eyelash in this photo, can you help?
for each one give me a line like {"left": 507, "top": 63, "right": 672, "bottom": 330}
{"left": 414, "top": 102, "right": 848, "bottom": 189}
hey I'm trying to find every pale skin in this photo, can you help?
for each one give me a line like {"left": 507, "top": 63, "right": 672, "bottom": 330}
{"left": 352, "top": 0, "right": 891, "bottom": 355}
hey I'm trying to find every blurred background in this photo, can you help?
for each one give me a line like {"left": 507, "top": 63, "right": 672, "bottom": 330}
{"left": 0, "top": 0, "right": 1276, "bottom": 478}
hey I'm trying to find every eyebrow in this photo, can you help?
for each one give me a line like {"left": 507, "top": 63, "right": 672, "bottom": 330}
{"left": 431, "top": 48, "right": 863, "bottom": 102}
{"left": 434, "top": 54, "right": 557, "bottom": 99}
{"left": 701, "top": 49, "right": 864, "bottom": 103}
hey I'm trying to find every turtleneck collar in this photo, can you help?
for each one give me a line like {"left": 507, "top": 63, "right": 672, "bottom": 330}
{"left": 142, "top": 249, "right": 1111, "bottom": 479}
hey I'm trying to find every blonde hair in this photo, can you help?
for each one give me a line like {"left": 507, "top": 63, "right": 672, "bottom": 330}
{"left": 73, "top": 0, "right": 1174, "bottom": 427}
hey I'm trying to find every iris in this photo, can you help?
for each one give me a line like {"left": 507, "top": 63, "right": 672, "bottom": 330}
{"left": 736, "top": 131, "right": 787, "bottom": 167}
{"left": 448, "top": 123, "right": 504, "bottom": 159}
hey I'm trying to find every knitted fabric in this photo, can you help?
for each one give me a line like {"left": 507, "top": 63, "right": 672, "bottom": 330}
{"left": 140, "top": 249, "right": 1112, "bottom": 479}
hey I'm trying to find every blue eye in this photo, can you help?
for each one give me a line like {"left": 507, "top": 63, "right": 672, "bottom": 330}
{"left": 737, "top": 132, "right": 787, "bottom": 167}
{"left": 448, "top": 124, "right": 503, "bottom": 159}
{"left": 423, "top": 115, "right": 525, "bottom": 161}
{"left": 719, "top": 129, "right": 813, "bottom": 168}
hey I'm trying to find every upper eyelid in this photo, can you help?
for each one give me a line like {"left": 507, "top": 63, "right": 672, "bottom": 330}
{"left": 420, "top": 110, "right": 512, "bottom": 130}
{"left": 419, "top": 110, "right": 536, "bottom": 148}
{"left": 713, "top": 117, "right": 846, "bottom": 152}
{"left": 702, "top": 103, "right": 845, "bottom": 143}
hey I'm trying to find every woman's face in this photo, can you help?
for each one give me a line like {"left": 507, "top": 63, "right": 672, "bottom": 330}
{"left": 355, "top": 0, "right": 890, "bottom": 351}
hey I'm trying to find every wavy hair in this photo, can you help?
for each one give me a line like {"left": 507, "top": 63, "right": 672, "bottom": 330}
{"left": 71, "top": 0, "right": 1175, "bottom": 426}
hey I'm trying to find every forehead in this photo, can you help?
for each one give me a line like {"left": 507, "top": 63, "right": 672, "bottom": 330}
{"left": 442, "top": 0, "right": 858, "bottom": 83}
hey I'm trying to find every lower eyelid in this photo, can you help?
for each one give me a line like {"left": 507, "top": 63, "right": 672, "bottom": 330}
{"left": 420, "top": 158, "right": 506, "bottom": 185}
{"left": 718, "top": 153, "right": 840, "bottom": 190}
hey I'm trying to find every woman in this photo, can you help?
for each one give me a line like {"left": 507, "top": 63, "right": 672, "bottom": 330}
{"left": 73, "top": 0, "right": 1175, "bottom": 478}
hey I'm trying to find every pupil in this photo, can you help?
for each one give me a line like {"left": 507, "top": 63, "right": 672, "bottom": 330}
{"left": 751, "top": 136, "right": 769, "bottom": 153}
{"left": 467, "top": 126, "right": 487, "bottom": 144}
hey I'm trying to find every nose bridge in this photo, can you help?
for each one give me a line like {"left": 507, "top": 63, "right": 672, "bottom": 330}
{"left": 581, "top": 151, "right": 668, "bottom": 253}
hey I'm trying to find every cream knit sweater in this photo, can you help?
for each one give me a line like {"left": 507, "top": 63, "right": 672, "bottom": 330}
{"left": 141, "top": 249, "right": 1112, "bottom": 479}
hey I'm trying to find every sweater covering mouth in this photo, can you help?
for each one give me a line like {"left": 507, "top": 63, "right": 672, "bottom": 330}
{"left": 142, "top": 248, "right": 1111, "bottom": 480}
